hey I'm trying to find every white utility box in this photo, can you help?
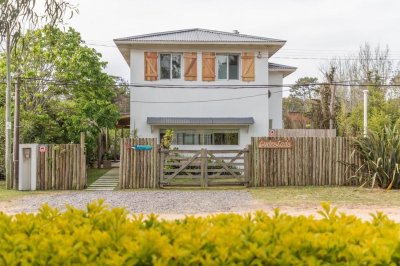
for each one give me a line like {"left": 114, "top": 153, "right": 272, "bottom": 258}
{"left": 18, "top": 144, "right": 39, "bottom": 191}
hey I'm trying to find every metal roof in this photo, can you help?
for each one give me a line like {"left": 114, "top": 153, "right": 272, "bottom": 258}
{"left": 147, "top": 117, "right": 255, "bottom": 125}
{"left": 268, "top": 62, "right": 296, "bottom": 77}
{"left": 268, "top": 62, "right": 297, "bottom": 70}
{"left": 114, "top": 28, "right": 285, "bottom": 44}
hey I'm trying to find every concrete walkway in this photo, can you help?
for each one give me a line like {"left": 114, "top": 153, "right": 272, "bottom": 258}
{"left": 86, "top": 168, "right": 119, "bottom": 191}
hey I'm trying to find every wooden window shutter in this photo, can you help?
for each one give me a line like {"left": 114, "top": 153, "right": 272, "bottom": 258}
{"left": 242, "top": 52, "right": 255, "bottom": 82}
{"left": 202, "top": 52, "right": 216, "bottom": 81}
{"left": 184, "top": 52, "right": 197, "bottom": 81}
{"left": 144, "top": 52, "right": 158, "bottom": 81}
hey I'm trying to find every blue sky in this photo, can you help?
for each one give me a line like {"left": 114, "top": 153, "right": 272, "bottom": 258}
{"left": 67, "top": 0, "right": 400, "bottom": 87}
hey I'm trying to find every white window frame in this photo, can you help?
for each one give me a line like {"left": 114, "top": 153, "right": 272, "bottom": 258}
{"left": 158, "top": 53, "right": 183, "bottom": 80}
{"left": 216, "top": 53, "right": 240, "bottom": 81}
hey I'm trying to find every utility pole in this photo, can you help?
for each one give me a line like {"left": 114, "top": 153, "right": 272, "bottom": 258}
{"left": 13, "top": 77, "right": 21, "bottom": 189}
{"left": 329, "top": 83, "right": 337, "bottom": 129}
{"left": 363, "top": 89, "right": 368, "bottom": 137}
{"left": 5, "top": 29, "right": 13, "bottom": 189}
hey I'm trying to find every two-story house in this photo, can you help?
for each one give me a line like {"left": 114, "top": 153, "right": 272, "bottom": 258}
{"left": 114, "top": 28, "right": 295, "bottom": 149}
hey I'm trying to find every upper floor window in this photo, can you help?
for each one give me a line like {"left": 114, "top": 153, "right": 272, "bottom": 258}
{"left": 160, "top": 53, "right": 182, "bottom": 79}
{"left": 217, "top": 54, "right": 239, "bottom": 80}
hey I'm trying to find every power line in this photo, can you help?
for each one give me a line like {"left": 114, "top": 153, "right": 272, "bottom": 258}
{"left": 2, "top": 78, "right": 400, "bottom": 89}
{"left": 2, "top": 78, "right": 400, "bottom": 104}
{"left": 131, "top": 92, "right": 276, "bottom": 104}
{"left": 83, "top": 42, "right": 400, "bottom": 60}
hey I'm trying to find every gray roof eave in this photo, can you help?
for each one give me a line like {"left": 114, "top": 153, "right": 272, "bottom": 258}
{"left": 147, "top": 117, "right": 255, "bottom": 126}
{"left": 114, "top": 40, "right": 286, "bottom": 46}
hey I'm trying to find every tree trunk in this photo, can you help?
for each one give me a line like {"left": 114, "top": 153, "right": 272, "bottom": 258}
{"left": 97, "top": 130, "right": 103, "bottom": 169}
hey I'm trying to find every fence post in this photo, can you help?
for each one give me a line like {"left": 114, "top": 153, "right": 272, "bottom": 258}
{"left": 203, "top": 149, "right": 208, "bottom": 187}
{"left": 200, "top": 149, "right": 207, "bottom": 187}
{"left": 244, "top": 146, "right": 250, "bottom": 187}
{"left": 159, "top": 148, "right": 165, "bottom": 188}
{"left": 80, "top": 132, "right": 86, "bottom": 189}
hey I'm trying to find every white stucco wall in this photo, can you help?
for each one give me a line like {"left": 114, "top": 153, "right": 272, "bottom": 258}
{"left": 129, "top": 46, "right": 273, "bottom": 148}
{"left": 268, "top": 72, "right": 284, "bottom": 129}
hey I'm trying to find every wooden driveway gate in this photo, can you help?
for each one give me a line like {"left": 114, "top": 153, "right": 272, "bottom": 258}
{"left": 159, "top": 148, "right": 250, "bottom": 187}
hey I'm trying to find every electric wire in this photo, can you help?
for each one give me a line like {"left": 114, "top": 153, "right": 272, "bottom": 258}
{"left": 83, "top": 42, "right": 400, "bottom": 60}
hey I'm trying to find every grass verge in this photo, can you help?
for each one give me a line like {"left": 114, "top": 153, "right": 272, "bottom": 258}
{"left": 0, "top": 180, "right": 25, "bottom": 202}
{"left": 250, "top": 186, "right": 400, "bottom": 207}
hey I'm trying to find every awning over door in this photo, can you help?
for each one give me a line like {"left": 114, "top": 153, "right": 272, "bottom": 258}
{"left": 147, "top": 117, "right": 255, "bottom": 126}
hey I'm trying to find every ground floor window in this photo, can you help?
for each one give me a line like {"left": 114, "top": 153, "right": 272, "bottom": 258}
{"left": 160, "top": 129, "right": 239, "bottom": 145}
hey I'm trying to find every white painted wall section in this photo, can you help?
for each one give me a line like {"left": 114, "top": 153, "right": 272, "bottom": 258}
{"left": 268, "top": 72, "right": 284, "bottom": 129}
{"left": 129, "top": 47, "right": 278, "bottom": 148}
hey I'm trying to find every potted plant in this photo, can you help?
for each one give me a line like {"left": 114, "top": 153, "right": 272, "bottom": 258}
{"left": 103, "top": 152, "right": 113, "bottom": 169}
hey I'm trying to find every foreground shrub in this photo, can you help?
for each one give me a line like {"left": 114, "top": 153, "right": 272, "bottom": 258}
{"left": 1, "top": 201, "right": 400, "bottom": 265}
{"left": 352, "top": 126, "right": 400, "bottom": 189}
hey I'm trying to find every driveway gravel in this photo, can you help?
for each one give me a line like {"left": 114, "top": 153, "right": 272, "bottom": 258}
{"left": 0, "top": 190, "right": 253, "bottom": 215}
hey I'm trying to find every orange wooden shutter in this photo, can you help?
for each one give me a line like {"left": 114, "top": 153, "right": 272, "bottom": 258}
{"left": 242, "top": 52, "right": 255, "bottom": 82}
{"left": 202, "top": 52, "right": 215, "bottom": 81}
{"left": 184, "top": 52, "right": 197, "bottom": 81}
{"left": 144, "top": 52, "right": 158, "bottom": 81}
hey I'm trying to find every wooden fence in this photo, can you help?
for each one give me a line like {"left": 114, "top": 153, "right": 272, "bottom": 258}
{"left": 250, "top": 137, "right": 360, "bottom": 186}
{"left": 118, "top": 137, "right": 361, "bottom": 188}
{"left": 119, "top": 138, "right": 158, "bottom": 189}
{"left": 36, "top": 142, "right": 86, "bottom": 190}
{"left": 270, "top": 129, "right": 336, "bottom": 137}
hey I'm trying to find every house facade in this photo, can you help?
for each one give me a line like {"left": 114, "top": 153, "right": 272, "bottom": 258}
{"left": 114, "top": 29, "right": 295, "bottom": 149}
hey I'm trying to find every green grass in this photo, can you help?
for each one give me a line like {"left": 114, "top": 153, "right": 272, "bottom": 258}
{"left": 87, "top": 168, "right": 111, "bottom": 185}
{"left": 0, "top": 180, "right": 50, "bottom": 202}
{"left": 250, "top": 186, "right": 400, "bottom": 207}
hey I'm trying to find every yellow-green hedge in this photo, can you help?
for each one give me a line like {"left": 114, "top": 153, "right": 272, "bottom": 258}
{"left": 1, "top": 201, "right": 400, "bottom": 265}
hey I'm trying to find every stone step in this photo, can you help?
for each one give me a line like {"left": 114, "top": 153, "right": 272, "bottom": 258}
{"left": 86, "top": 168, "right": 119, "bottom": 191}
{"left": 92, "top": 180, "right": 118, "bottom": 183}
{"left": 89, "top": 184, "right": 118, "bottom": 187}
{"left": 86, "top": 188, "right": 115, "bottom": 191}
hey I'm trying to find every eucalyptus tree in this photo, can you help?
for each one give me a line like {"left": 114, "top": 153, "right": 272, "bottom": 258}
{"left": 0, "top": 0, "right": 76, "bottom": 188}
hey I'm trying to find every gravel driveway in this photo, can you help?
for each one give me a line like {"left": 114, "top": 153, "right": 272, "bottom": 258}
{"left": 0, "top": 190, "right": 253, "bottom": 215}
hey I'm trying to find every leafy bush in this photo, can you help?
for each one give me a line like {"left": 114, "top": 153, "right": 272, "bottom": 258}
{"left": 161, "top": 129, "right": 174, "bottom": 149}
{"left": 1, "top": 201, "right": 400, "bottom": 265}
{"left": 352, "top": 126, "right": 400, "bottom": 189}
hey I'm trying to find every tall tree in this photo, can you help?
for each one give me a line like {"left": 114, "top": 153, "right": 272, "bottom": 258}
{"left": 322, "top": 43, "right": 400, "bottom": 136}
{"left": 0, "top": 0, "right": 77, "bottom": 188}
{"left": 0, "top": 26, "right": 120, "bottom": 177}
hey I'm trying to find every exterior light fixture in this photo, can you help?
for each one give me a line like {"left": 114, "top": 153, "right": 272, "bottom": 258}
{"left": 257, "top": 51, "right": 262, "bottom": 59}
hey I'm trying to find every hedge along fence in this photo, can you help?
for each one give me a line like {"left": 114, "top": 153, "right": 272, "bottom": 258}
{"left": 119, "top": 138, "right": 158, "bottom": 189}
{"left": 2, "top": 201, "right": 400, "bottom": 265}
{"left": 250, "top": 137, "right": 361, "bottom": 187}
{"left": 37, "top": 143, "right": 86, "bottom": 190}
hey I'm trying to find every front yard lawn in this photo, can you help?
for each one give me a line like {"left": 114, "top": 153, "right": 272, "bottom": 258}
{"left": 0, "top": 180, "right": 50, "bottom": 202}
{"left": 250, "top": 186, "right": 400, "bottom": 207}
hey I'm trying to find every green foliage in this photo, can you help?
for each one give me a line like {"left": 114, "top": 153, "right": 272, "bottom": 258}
{"left": 0, "top": 26, "right": 121, "bottom": 168}
{"left": 161, "top": 129, "right": 174, "bottom": 149}
{"left": 1, "top": 201, "right": 400, "bottom": 264}
{"left": 337, "top": 84, "right": 397, "bottom": 136}
{"left": 284, "top": 76, "right": 339, "bottom": 129}
{"left": 290, "top": 76, "right": 319, "bottom": 100}
{"left": 351, "top": 126, "right": 400, "bottom": 189}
